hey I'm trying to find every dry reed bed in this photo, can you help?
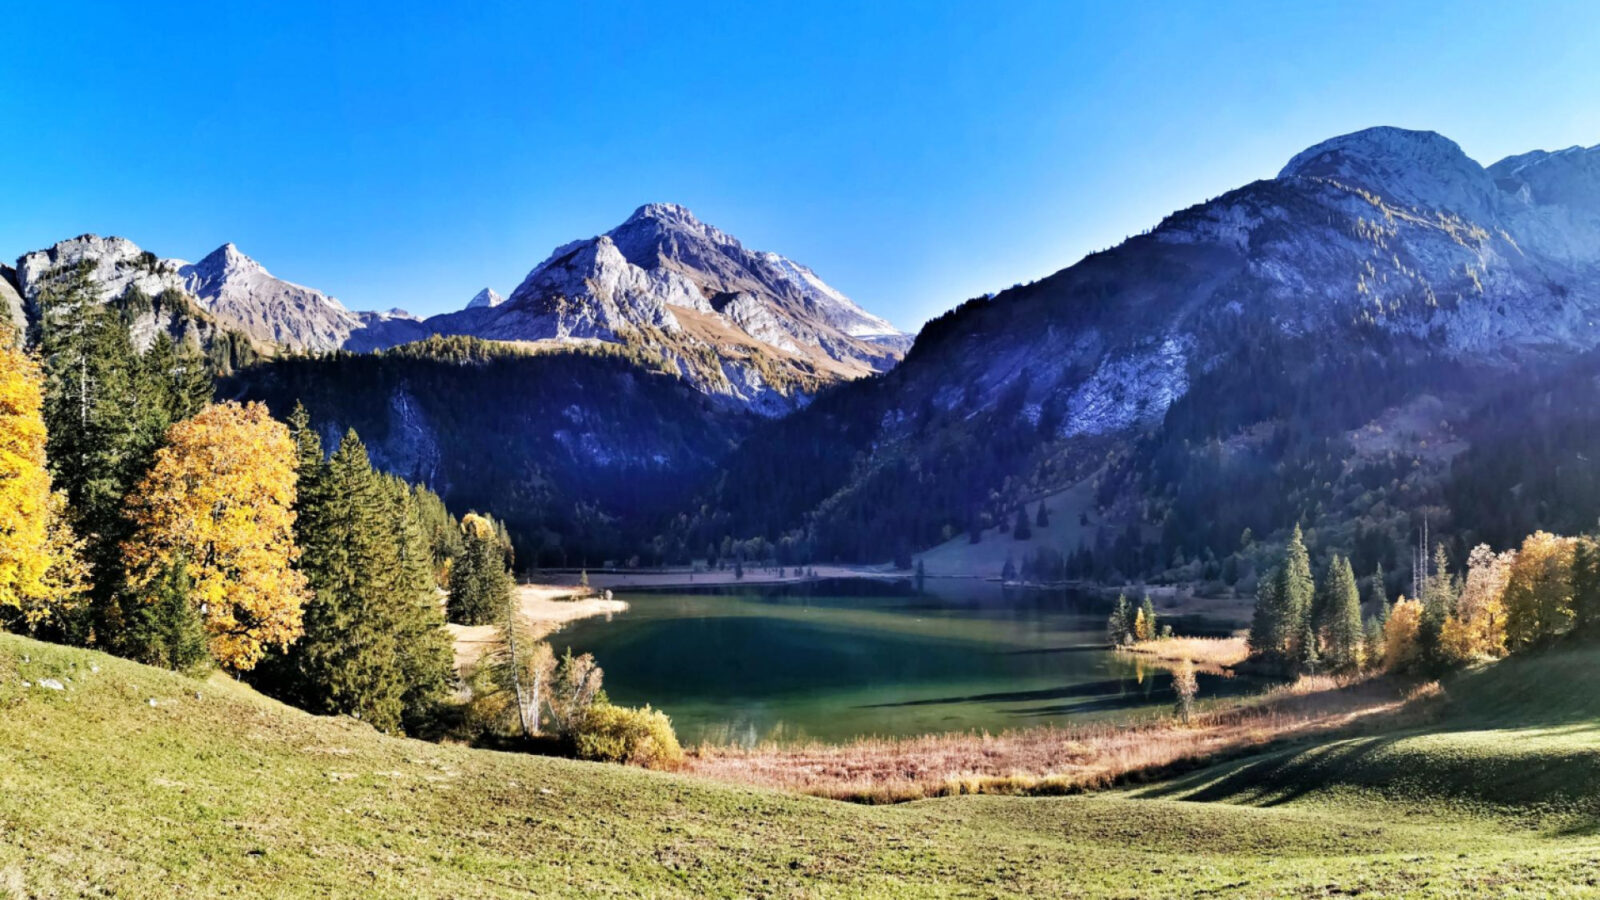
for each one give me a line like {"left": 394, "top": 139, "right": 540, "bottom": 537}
{"left": 1120, "top": 635, "right": 1251, "bottom": 673}
{"left": 686, "top": 674, "right": 1426, "bottom": 803}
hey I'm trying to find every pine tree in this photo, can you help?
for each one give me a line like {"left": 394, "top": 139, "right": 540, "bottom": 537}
{"left": 1247, "top": 525, "right": 1314, "bottom": 668}
{"left": 128, "top": 558, "right": 209, "bottom": 674}
{"left": 1013, "top": 507, "right": 1032, "bottom": 541}
{"left": 449, "top": 513, "right": 513, "bottom": 626}
{"left": 1107, "top": 593, "right": 1132, "bottom": 645}
{"left": 1572, "top": 537, "right": 1600, "bottom": 637}
{"left": 271, "top": 430, "right": 454, "bottom": 734}
{"left": 1324, "top": 555, "right": 1363, "bottom": 670}
{"left": 1140, "top": 594, "right": 1158, "bottom": 642}
{"left": 1035, "top": 501, "right": 1050, "bottom": 529}
{"left": 1418, "top": 544, "right": 1457, "bottom": 668}
{"left": 1298, "top": 619, "right": 1320, "bottom": 673}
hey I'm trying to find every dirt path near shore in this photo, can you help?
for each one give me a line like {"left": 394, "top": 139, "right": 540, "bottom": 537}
{"left": 448, "top": 584, "right": 628, "bottom": 672}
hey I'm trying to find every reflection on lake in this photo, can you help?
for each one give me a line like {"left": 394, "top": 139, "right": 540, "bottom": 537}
{"left": 551, "top": 579, "right": 1253, "bottom": 745}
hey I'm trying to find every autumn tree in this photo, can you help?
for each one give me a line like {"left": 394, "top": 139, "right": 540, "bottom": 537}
{"left": 122, "top": 401, "right": 308, "bottom": 671}
{"left": 1383, "top": 596, "right": 1424, "bottom": 672}
{"left": 0, "top": 337, "right": 86, "bottom": 628}
{"left": 1440, "top": 544, "right": 1514, "bottom": 662}
{"left": 1503, "top": 531, "right": 1577, "bottom": 651}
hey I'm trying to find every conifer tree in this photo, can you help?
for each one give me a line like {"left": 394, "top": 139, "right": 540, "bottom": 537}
{"left": 1247, "top": 525, "right": 1314, "bottom": 667}
{"left": 1035, "top": 501, "right": 1050, "bottom": 529}
{"left": 128, "top": 558, "right": 209, "bottom": 674}
{"left": 449, "top": 513, "right": 513, "bottom": 626}
{"left": 1140, "top": 594, "right": 1158, "bottom": 642}
{"left": 1013, "top": 507, "right": 1032, "bottom": 540}
{"left": 273, "top": 430, "right": 452, "bottom": 733}
{"left": 1571, "top": 537, "right": 1600, "bottom": 637}
{"left": 1324, "top": 555, "right": 1364, "bottom": 670}
{"left": 1418, "top": 544, "right": 1457, "bottom": 668}
{"left": 1107, "top": 593, "right": 1132, "bottom": 645}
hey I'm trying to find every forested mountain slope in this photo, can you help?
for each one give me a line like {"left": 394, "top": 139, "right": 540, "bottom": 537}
{"left": 693, "top": 128, "right": 1600, "bottom": 577}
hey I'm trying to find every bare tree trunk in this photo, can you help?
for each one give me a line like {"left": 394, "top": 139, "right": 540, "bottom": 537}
{"left": 505, "top": 594, "right": 530, "bottom": 739}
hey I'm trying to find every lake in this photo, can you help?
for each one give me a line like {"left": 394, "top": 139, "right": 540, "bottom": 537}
{"left": 551, "top": 579, "right": 1252, "bottom": 745}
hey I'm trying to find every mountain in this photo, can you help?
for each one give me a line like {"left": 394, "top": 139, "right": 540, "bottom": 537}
{"left": 362, "top": 204, "right": 910, "bottom": 413}
{"left": 178, "top": 243, "right": 363, "bottom": 350}
{"left": 12, "top": 234, "right": 263, "bottom": 366}
{"left": 228, "top": 336, "right": 752, "bottom": 567}
{"left": 465, "top": 287, "right": 503, "bottom": 309}
{"left": 691, "top": 128, "right": 1600, "bottom": 577}
{"left": 11, "top": 235, "right": 363, "bottom": 355}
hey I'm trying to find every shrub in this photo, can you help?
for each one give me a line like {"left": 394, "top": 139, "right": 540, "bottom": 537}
{"left": 573, "top": 703, "right": 684, "bottom": 770}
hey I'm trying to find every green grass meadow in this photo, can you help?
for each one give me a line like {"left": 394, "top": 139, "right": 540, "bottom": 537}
{"left": 5, "top": 631, "right": 1600, "bottom": 897}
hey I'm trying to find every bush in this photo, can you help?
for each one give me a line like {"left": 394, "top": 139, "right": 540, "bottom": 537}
{"left": 573, "top": 703, "right": 684, "bottom": 770}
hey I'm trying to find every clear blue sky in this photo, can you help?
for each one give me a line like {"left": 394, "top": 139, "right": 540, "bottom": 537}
{"left": 3, "top": 1, "right": 1598, "bottom": 328}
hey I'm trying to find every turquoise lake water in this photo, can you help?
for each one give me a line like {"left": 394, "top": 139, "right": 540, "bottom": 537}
{"left": 550, "top": 580, "right": 1249, "bottom": 745}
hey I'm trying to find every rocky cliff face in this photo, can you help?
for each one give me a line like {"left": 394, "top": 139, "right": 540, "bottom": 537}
{"left": 179, "top": 243, "right": 363, "bottom": 351}
{"left": 889, "top": 127, "right": 1600, "bottom": 439}
{"left": 12, "top": 235, "right": 365, "bottom": 353}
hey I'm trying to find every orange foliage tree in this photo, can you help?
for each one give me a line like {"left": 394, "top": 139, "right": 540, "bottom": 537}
{"left": 1503, "top": 531, "right": 1577, "bottom": 651}
{"left": 1440, "top": 543, "right": 1514, "bottom": 662}
{"left": 0, "top": 339, "right": 86, "bottom": 626}
{"left": 1382, "top": 596, "right": 1423, "bottom": 673}
{"left": 123, "top": 401, "right": 308, "bottom": 670}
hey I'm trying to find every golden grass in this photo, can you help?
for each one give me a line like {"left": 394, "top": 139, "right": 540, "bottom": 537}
{"left": 686, "top": 673, "right": 1419, "bottom": 803}
{"left": 1120, "top": 635, "right": 1250, "bottom": 674}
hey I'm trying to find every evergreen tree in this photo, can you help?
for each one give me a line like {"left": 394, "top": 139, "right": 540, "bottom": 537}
{"left": 1107, "top": 593, "right": 1132, "bottom": 645}
{"left": 1035, "top": 501, "right": 1050, "bottom": 529}
{"left": 1140, "top": 594, "right": 1158, "bottom": 642}
{"left": 128, "top": 558, "right": 209, "bottom": 674}
{"left": 449, "top": 512, "right": 513, "bottom": 626}
{"left": 1323, "top": 555, "right": 1364, "bottom": 670}
{"left": 1012, "top": 507, "right": 1032, "bottom": 540}
{"left": 1279, "top": 526, "right": 1315, "bottom": 657}
{"left": 268, "top": 429, "right": 453, "bottom": 734}
{"left": 1298, "top": 619, "right": 1320, "bottom": 673}
{"left": 1418, "top": 543, "right": 1457, "bottom": 668}
{"left": 1001, "top": 554, "right": 1017, "bottom": 582}
{"left": 1572, "top": 536, "right": 1600, "bottom": 637}
{"left": 1247, "top": 525, "right": 1314, "bottom": 667}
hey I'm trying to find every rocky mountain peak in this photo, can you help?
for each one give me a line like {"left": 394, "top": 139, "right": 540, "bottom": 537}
{"left": 466, "top": 287, "right": 503, "bottom": 309}
{"left": 1278, "top": 126, "right": 1494, "bottom": 213}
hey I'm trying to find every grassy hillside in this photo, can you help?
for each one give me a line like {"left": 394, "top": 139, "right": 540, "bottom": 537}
{"left": 5, "top": 632, "right": 1600, "bottom": 896}
{"left": 1138, "top": 646, "right": 1600, "bottom": 826}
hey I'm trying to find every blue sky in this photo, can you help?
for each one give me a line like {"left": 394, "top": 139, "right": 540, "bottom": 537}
{"left": 3, "top": 1, "right": 1598, "bottom": 328}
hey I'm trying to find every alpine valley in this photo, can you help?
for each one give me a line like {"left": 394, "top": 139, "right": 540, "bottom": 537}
{"left": 11, "top": 127, "right": 1600, "bottom": 576}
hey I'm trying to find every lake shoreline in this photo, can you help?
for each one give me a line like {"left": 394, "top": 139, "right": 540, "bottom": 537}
{"left": 448, "top": 584, "right": 628, "bottom": 672}
{"left": 684, "top": 672, "right": 1417, "bottom": 802}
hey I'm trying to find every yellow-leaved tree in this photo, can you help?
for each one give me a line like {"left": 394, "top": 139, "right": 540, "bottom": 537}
{"left": 0, "top": 338, "right": 86, "bottom": 626}
{"left": 1440, "top": 543, "right": 1515, "bottom": 662}
{"left": 1503, "top": 531, "right": 1577, "bottom": 651}
{"left": 123, "top": 401, "right": 309, "bottom": 670}
{"left": 1382, "top": 596, "right": 1423, "bottom": 673}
